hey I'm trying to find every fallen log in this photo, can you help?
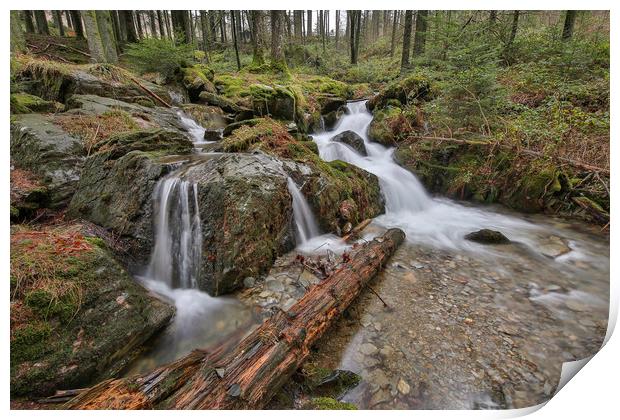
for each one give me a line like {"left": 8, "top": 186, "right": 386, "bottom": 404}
{"left": 342, "top": 218, "right": 373, "bottom": 243}
{"left": 66, "top": 228, "right": 405, "bottom": 409}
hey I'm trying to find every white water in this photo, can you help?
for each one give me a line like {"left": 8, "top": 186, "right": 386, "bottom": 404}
{"left": 176, "top": 110, "right": 216, "bottom": 152}
{"left": 311, "top": 101, "right": 567, "bottom": 253}
{"left": 287, "top": 178, "right": 321, "bottom": 245}
{"left": 145, "top": 177, "right": 202, "bottom": 289}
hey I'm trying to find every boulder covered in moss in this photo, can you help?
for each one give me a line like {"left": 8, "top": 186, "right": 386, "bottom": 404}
{"left": 332, "top": 130, "right": 367, "bottom": 156}
{"left": 199, "top": 91, "right": 247, "bottom": 114}
{"left": 367, "top": 72, "right": 434, "bottom": 111}
{"left": 10, "top": 114, "right": 85, "bottom": 207}
{"left": 181, "top": 103, "right": 230, "bottom": 131}
{"left": 10, "top": 224, "right": 174, "bottom": 397}
{"left": 368, "top": 106, "right": 402, "bottom": 147}
{"left": 10, "top": 92, "right": 64, "bottom": 114}
{"left": 250, "top": 83, "right": 297, "bottom": 121}
{"left": 175, "top": 153, "right": 295, "bottom": 295}
{"left": 67, "top": 129, "right": 193, "bottom": 260}
{"left": 180, "top": 64, "right": 216, "bottom": 101}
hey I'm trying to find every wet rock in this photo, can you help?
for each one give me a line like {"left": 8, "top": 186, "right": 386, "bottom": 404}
{"left": 320, "top": 97, "right": 346, "bottom": 115}
{"left": 322, "top": 109, "right": 344, "bottom": 130}
{"left": 538, "top": 235, "right": 572, "bottom": 259}
{"left": 464, "top": 229, "right": 510, "bottom": 245}
{"left": 243, "top": 277, "right": 256, "bottom": 288}
{"left": 397, "top": 378, "right": 411, "bottom": 395}
{"left": 310, "top": 369, "right": 361, "bottom": 399}
{"left": 204, "top": 128, "right": 223, "bottom": 141}
{"left": 266, "top": 279, "right": 285, "bottom": 293}
{"left": 565, "top": 299, "right": 589, "bottom": 312}
{"left": 331, "top": 130, "right": 367, "bottom": 156}
{"left": 10, "top": 114, "right": 85, "bottom": 207}
{"left": 360, "top": 342, "right": 379, "bottom": 356}
{"left": 250, "top": 84, "right": 296, "bottom": 121}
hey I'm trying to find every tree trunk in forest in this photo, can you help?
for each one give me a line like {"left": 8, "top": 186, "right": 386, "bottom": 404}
{"left": 200, "top": 11, "right": 210, "bottom": 60}
{"left": 270, "top": 10, "right": 286, "bottom": 70}
{"left": 53, "top": 11, "right": 65, "bottom": 36}
{"left": 111, "top": 11, "right": 123, "bottom": 53}
{"left": 294, "top": 10, "right": 303, "bottom": 41}
{"left": 157, "top": 11, "right": 166, "bottom": 39}
{"left": 335, "top": 10, "right": 340, "bottom": 48}
{"left": 251, "top": 10, "right": 265, "bottom": 66}
{"left": 70, "top": 10, "right": 84, "bottom": 39}
{"left": 34, "top": 11, "right": 49, "bottom": 35}
{"left": 220, "top": 11, "right": 227, "bottom": 43}
{"left": 413, "top": 10, "right": 428, "bottom": 56}
{"left": 508, "top": 10, "right": 519, "bottom": 46}
{"left": 400, "top": 10, "right": 413, "bottom": 73}
{"left": 307, "top": 10, "right": 312, "bottom": 38}
{"left": 231, "top": 11, "right": 241, "bottom": 71}
{"left": 135, "top": 11, "right": 144, "bottom": 39}
{"left": 165, "top": 11, "right": 172, "bottom": 41}
{"left": 354, "top": 11, "right": 362, "bottom": 63}
{"left": 149, "top": 11, "right": 158, "bottom": 38}
{"left": 11, "top": 11, "right": 26, "bottom": 53}
{"left": 562, "top": 10, "right": 577, "bottom": 40}
{"left": 119, "top": 11, "right": 137, "bottom": 43}
{"left": 95, "top": 10, "right": 118, "bottom": 63}
{"left": 209, "top": 11, "right": 216, "bottom": 43}
{"left": 390, "top": 10, "right": 398, "bottom": 57}
{"left": 171, "top": 10, "right": 191, "bottom": 44}
{"left": 66, "top": 228, "right": 405, "bottom": 410}
{"left": 23, "top": 11, "right": 36, "bottom": 33}
{"left": 81, "top": 11, "right": 107, "bottom": 63}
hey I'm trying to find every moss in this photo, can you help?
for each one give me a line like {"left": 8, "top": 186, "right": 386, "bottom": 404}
{"left": 11, "top": 322, "right": 52, "bottom": 364}
{"left": 368, "top": 71, "right": 435, "bottom": 110}
{"left": 92, "top": 129, "right": 193, "bottom": 160}
{"left": 307, "top": 397, "right": 357, "bottom": 410}
{"left": 368, "top": 106, "right": 402, "bottom": 146}
{"left": 10, "top": 93, "right": 64, "bottom": 114}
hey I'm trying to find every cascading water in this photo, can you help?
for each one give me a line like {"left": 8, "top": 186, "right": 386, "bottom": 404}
{"left": 287, "top": 178, "right": 321, "bottom": 244}
{"left": 146, "top": 177, "right": 202, "bottom": 289}
{"left": 176, "top": 110, "right": 217, "bottom": 152}
{"left": 311, "top": 101, "right": 559, "bottom": 252}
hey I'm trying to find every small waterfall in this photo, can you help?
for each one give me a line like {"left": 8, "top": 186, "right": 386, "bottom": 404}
{"left": 146, "top": 177, "right": 202, "bottom": 289}
{"left": 287, "top": 178, "right": 320, "bottom": 245}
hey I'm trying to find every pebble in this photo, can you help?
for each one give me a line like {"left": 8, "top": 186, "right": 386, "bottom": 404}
{"left": 565, "top": 300, "right": 588, "bottom": 312}
{"left": 397, "top": 378, "right": 411, "bottom": 395}
{"left": 243, "top": 277, "right": 255, "bottom": 288}
{"left": 266, "top": 279, "right": 285, "bottom": 292}
{"left": 360, "top": 342, "right": 378, "bottom": 356}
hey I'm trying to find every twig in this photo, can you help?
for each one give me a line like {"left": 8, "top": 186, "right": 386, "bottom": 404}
{"left": 366, "top": 285, "right": 389, "bottom": 308}
{"left": 128, "top": 76, "right": 172, "bottom": 108}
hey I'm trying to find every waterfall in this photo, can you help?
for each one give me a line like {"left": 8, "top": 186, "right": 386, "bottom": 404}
{"left": 287, "top": 178, "right": 320, "bottom": 245}
{"left": 145, "top": 177, "right": 202, "bottom": 289}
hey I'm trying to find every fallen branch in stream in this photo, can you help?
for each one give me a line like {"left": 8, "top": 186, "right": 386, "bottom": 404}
{"left": 65, "top": 228, "right": 405, "bottom": 409}
{"left": 342, "top": 219, "right": 373, "bottom": 243}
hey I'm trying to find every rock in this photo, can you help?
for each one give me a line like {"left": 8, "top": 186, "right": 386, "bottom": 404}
{"left": 180, "top": 65, "right": 216, "bottom": 101}
{"left": 10, "top": 92, "right": 64, "bottom": 114}
{"left": 368, "top": 106, "right": 401, "bottom": 146}
{"left": 360, "top": 342, "right": 379, "bottom": 356}
{"left": 380, "top": 345, "right": 394, "bottom": 358}
{"left": 397, "top": 378, "right": 411, "bottom": 395}
{"left": 265, "top": 279, "right": 285, "bottom": 293}
{"left": 222, "top": 118, "right": 262, "bottom": 137}
{"left": 10, "top": 114, "right": 85, "bottom": 207}
{"left": 67, "top": 129, "right": 194, "bottom": 260}
{"left": 331, "top": 130, "right": 367, "bottom": 156}
{"left": 320, "top": 97, "right": 347, "bottom": 114}
{"left": 243, "top": 277, "right": 256, "bottom": 288}
{"left": 199, "top": 91, "right": 246, "bottom": 114}
{"left": 250, "top": 84, "right": 296, "bottom": 121}
{"left": 367, "top": 74, "right": 434, "bottom": 111}
{"left": 565, "top": 299, "right": 589, "bottom": 312}
{"left": 464, "top": 229, "right": 510, "bottom": 244}
{"left": 10, "top": 226, "right": 174, "bottom": 397}
{"left": 309, "top": 369, "right": 361, "bottom": 399}
{"left": 204, "top": 128, "right": 223, "bottom": 141}
{"left": 322, "top": 109, "right": 343, "bottom": 130}
{"left": 538, "top": 235, "right": 572, "bottom": 259}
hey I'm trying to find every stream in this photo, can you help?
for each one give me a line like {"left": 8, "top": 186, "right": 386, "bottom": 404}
{"left": 125, "top": 102, "right": 609, "bottom": 409}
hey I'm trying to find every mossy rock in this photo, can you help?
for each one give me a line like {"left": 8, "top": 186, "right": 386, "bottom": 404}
{"left": 368, "top": 106, "right": 402, "bottom": 146}
{"left": 182, "top": 104, "right": 229, "bottom": 130}
{"left": 180, "top": 65, "right": 216, "bottom": 101}
{"left": 464, "top": 229, "right": 510, "bottom": 244}
{"left": 10, "top": 93, "right": 64, "bottom": 114}
{"left": 250, "top": 83, "right": 297, "bottom": 121}
{"left": 367, "top": 72, "right": 434, "bottom": 111}
{"left": 304, "top": 397, "right": 357, "bottom": 410}
{"left": 10, "top": 225, "right": 174, "bottom": 397}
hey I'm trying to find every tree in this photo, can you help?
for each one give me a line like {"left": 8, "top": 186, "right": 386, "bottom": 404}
{"left": 390, "top": 10, "right": 398, "bottom": 57}
{"left": 507, "top": 10, "right": 519, "bottom": 46}
{"left": 251, "top": 10, "right": 266, "bottom": 65}
{"left": 307, "top": 10, "right": 312, "bottom": 38}
{"left": 119, "top": 11, "right": 138, "bottom": 43}
{"left": 171, "top": 10, "right": 192, "bottom": 44}
{"left": 149, "top": 11, "right": 158, "bottom": 37}
{"left": 34, "top": 11, "right": 49, "bottom": 35}
{"left": 335, "top": 10, "right": 340, "bottom": 48}
{"left": 81, "top": 11, "right": 107, "bottom": 63}
{"left": 52, "top": 11, "right": 65, "bottom": 36}
{"left": 400, "top": 10, "right": 413, "bottom": 73}
{"left": 270, "top": 10, "right": 286, "bottom": 70}
{"left": 11, "top": 11, "right": 26, "bottom": 53}
{"left": 23, "top": 11, "right": 36, "bottom": 33}
{"left": 95, "top": 11, "right": 118, "bottom": 63}
{"left": 70, "top": 10, "right": 85, "bottom": 39}
{"left": 562, "top": 10, "right": 577, "bottom": 40}
{"left": 413, "top": 10, "right": 428, "bottom": 56}
{"left": 199, "top": 11, "right": 210, "bottom": 58}
{"left": 157, "top": 10, "right": 166, "bottom": 39}
{"left": 231, "top": 10, "right": 241, "bottom": 71}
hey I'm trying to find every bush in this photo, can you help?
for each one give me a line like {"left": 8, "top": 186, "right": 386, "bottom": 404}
{"left": 125, "top": 38, "right": 194, "bottom": 81}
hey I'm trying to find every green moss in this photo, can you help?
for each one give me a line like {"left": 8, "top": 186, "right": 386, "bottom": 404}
{"left": 307, "top": 397, "right": 357, "bottom": 410}
{"left": 10, "top": 93, "right": 64, "bottom": 114}
{"left": 11, "top": 322, "right": 52, "bottom": 363}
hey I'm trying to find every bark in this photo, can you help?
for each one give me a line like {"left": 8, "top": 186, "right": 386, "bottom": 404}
{"left": 171, "top": 10, "right": 191, "bottom": 44}
{"left": 23, "top": 11, "right": 36, "bottom": 33}
{"left": 165, "top": 11, "right": 172, "bottom": 41}
{"left": 95, "top": 10, "right": 118, "bottom": 63}
{"left": 53, "top": 11, "right": 65, "bottom": 36}
{"left": 119, "top": 11, "right": 138, "bottom": 43}
{"left": 335, "top": 10, "right": 340, "bottom": 48}
{"left": 562, "top": 10, "right": 577, "bottom": 40}
{"left": 507, "top": 10, "right": 519, "bottom": 45}
{"left": 66, "top": 228, "right": 405, "bottom": 409}
{"left": 294, "top": 10, "right": 303, "bottom": 41}
{"left": 149, "top": 11, "right": 158, "bottom": 37}
{"left": 251, "top": 10, "right": 265, "bottom": 65}
{"left": 208, "top": 11, "right": 216, "bottom": 42}
{"left": 413, "top": 10, "right": 428, "bottom": 56}
{"left": 307, "top": 10, "right": 312, "bottom": 37}
{"left": 111, "top": 11, "right": 123, "bottom": 51}
{"left": 81, "top": 11, "right": 106, "bottom": 63}
{"left": 390, "top": 10, "right": 398, "bottom": 57}
{"left": 135, "top": 11, "right": 144, "bottom": 39}
{"left": 231, "top": 11, "right": 241, "bottom": 71}
{"left": 400, "top": 10, "right": 413, "bottom": 73}
{"left": 157, "top": 11, "right": 165, "bottom": 39}
{"left": 270, "top": 10, "right": 286, "bottom": 68}
{"left": 200, "top": 11, "right": 210, "bottom": 58}
{"left": 11, "top": 11, "right": 26, "bottom": 53}
{"left": 70, "top": 11, "right": 84, "bottom": 39}
{"left": 34, "top": 11, "right": 50, "bottom": 35}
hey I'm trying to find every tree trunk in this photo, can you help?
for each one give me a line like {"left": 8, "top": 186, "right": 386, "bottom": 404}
{"left": 413, "top": 10, "right": 428, "bottom": 56}
{"left": 110, "top": 11, "right": 123, "bottom": 53}
{"left": 220, "top": 11, "right": 227, "bottom": 43}
{"left": 199, "top": 11, "right": 210, "bottom": 59}
{"left": 149, "top": 11, "right": 158, "bottom": 37}
{"left": 135, "top": 11, "right": 144, "bottom": 39}
{"left": 11, "top": 11, "right": 26, "bottom": 53}
{"left": 307, "top": 10, "right": 312, "bottom": 38}
{"left": 23, "top": 11, "right": 36, "bottom": 33}
{"left": 231, "top": 10, "right": 241, "bottom": 71}
{"left": 209, "top": 11, "right": 216, "bottom": 43}
{"left": 390, "top": 10, "right": 398, "bottom": 57}
{"left": 70, "top": 10, "right": 84, "bottom": 39}
{"left": 157, "top": 11, "right": 165, "bottom": 39}
{"left": 118, "top": 11, "right": 137, "bottom": 44}
{"left": 95, "top": 10, "right": 118, "bottom": 63}
{"left": 270, "top": 10, "right": 286, "bottom": 70}
{"left": 562, "top": 10, "right": 577, "bottom": 40}
{"left": 400, "top": 10, "right": 413, "bottom": 73}
{"left": 335, "top": 10, "right": 340, "bottom": 48}
{"left": 165, "top": 11, "right": 173, "bottom": 41}
{"left": 34, "top": 10, "right": 49, "bottom": 35}
{"left": 53, "top": 11, "right": 65, "bottom": 36}
{"left": 81, "top": 11, "right": 107, "bottom": 63}
{"left": 251, "top": 10, "right": 265, "bottom": 65}
{"left": 66, "top": 228, "right": 405, "bottom": 409}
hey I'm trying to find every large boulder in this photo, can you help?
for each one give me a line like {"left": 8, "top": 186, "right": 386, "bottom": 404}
{"left": 10, "top": 224, "right": 174, "bottom": 397}
{"left": 67, "top": 129, "right": 194, "bottom": 261}
{"left": 176, "top": 153, "right": 295, "bottom": 295}
{"left": 366, "top": 73, "right": 434, "bottom": 111}
{"left": 368, "top": 106, "right": 402, "bottom": 147}
{"left": 250, "top": 84, "right": 297, "bottom": 121}
{"left": 332, "top": 130, "right": 367, "bottom": 156}
{"left": 10, "top": 114, "right": 85, "bottom": 207}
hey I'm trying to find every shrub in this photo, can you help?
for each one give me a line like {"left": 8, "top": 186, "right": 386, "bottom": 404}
{"left": 125, "top": 38, "right": 194, "bottom": 81}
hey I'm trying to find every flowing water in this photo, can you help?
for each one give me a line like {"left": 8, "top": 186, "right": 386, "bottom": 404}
{"left": 287, "top": 177, "right": 321, "bottom": 244}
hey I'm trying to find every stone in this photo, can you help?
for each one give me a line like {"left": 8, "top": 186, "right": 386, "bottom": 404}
{"left": 397, "top": 378, "right": 411, "bottom": 395}
{"left": 266, "top": 279, "right": 285, "bottom": 293}
{"left": 360, "top": 342, "right": 379, "bottom": 356}
{"left": 331, "top": 130, "right": 367, "bottom": 156}
{"left": 538, "top": 235, "right": 572, "bottom": 259}
{"left": 464, "top": 229, "right": 510, "bottom": 244}
{"left": 250, "top": 84, "right": 296, "bottom": 121}
{"left": 243, "top": 277, "right": 256, "bottom": 288}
